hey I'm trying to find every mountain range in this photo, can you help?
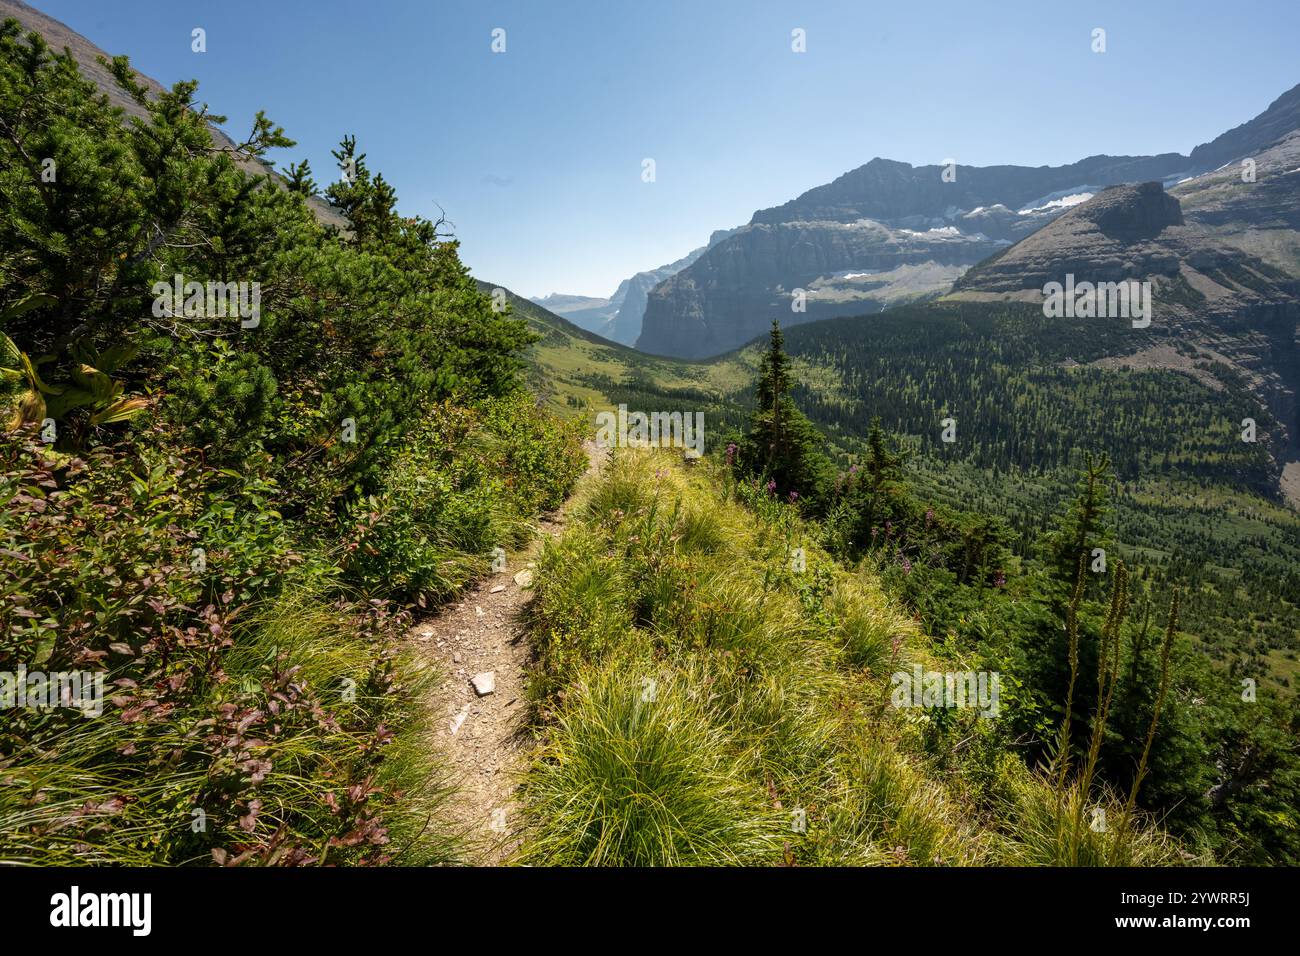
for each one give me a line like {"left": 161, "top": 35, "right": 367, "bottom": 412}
{"left": 517, "top": 81, "right": 1300, "bottom": 505}
{"left": 635, "top": 83, "right": 1300, "bottom": 359}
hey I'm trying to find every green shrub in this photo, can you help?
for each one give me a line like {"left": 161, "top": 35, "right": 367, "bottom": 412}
{"left": 341, "top": 396, "right": 585, "bottom": 606}
{"left": 0, "top": 432, "right": 458, "bottom": 864}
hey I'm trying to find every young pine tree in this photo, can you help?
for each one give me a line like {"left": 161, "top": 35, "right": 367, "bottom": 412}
{"left": 736, "top": 320, "right": 832, "bottom": 505}
{"left": 1039, "top": 452, "right": 1113, "bottom": 592}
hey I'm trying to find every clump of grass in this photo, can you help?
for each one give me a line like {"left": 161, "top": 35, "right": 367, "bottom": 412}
{"left": 528, "top": 526, "right": 636, "bottom": 693}
{"left": 581, "top": 456, "right": 656, "bottom": 524}
{"left": 995, "top": 761, "right": 1185, "bottom": 866}
{"left": 828, "top": 579, "right": 908, "bottom": 674}
{"left": 677, "top": 501, "right": 726, "bottom": 554}
{"left": 519, "top": 662, "right": 782, "bottom": 866}
{"left": 816, "top": 733, "right": 987, "bottom": 866}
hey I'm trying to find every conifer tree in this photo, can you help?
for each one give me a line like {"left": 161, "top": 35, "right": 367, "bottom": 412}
{"left": 1040, "top": 452, "right": 1112, "bottom": 590}
{"left": 285, "top": 160, "right": 318, "bottom": 197}
{"left": 864, "top": 415, "right": 903, "bottom": 489}
{"left": 737, "top": 320, "right": 831, "bottom": 504}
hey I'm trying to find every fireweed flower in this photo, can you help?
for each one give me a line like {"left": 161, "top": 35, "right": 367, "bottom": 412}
{"left": 766, "top": 480, "right": 777, "bottom": 494}
{"left": 725, "top": 442, "right": 737, "bottom": 465}
{"left": 788, "top": 490, "right": 799, "bottom": 503}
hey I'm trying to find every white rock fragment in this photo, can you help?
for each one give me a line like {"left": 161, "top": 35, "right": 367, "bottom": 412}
{"left": 513, "top": 569, "right": 534, "bottom": 588}
{"left": 449, "top": 705, "right": 470, "bottom": 736}
{"left": 471, "top": 672, "right": 496, "bottom": 696}
{"left": 489, "top": 584, "right": 506, "bottom": 594}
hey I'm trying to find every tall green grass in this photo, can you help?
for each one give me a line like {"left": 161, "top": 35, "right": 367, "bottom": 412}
{"left": 520, "top": 663, "right": 781, "bottom": 866}
{"left": 515, "top": 450, "right": 1187, "bottom": 866}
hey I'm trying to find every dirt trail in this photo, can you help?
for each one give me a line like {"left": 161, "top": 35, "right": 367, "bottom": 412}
{"left": 409, "top": 442, "right": 603, "bottom": 865}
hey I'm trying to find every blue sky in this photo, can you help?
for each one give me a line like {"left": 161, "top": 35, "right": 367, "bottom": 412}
{"left": 29, "top": 0, "right": 1300, "bottom": 298}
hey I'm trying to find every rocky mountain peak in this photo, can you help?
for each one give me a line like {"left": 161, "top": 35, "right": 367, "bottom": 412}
{"left": 1188, "top": 81, "right": 1300, "bottom": 172}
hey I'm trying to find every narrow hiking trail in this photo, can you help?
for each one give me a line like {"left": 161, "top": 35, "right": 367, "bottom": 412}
{"left": 409, "top": 442, "right": 604, "bottom": 865}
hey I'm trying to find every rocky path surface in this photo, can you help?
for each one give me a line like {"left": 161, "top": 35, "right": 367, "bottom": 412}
{"left": 409, "top": 443, "right": 602, "bottom": 864}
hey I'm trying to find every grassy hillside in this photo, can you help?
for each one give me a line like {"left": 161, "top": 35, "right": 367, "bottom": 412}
{"left": 517, "top": 449, "right": 1188, "bottom": 865}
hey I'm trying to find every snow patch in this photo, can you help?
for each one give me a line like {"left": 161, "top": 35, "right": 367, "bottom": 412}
{"left": 901, "top": 225, "right": 962, "bottom": 237}
{"left": 1017, "top": 191, "right": 1094, "bottom": 215}
{"left": 964, "top": 203, "right": 1012, "bottom": 218}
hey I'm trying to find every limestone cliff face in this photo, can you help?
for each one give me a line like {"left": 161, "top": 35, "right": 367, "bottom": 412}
{"left": 532, "top": 230, "right": 735, "bottom": 347}
{"left": 637, "top": 155, "right": 1194, "bottom": 357}
{"left": 748, "top": 155, "right": 1188, "bottom": 227}
{"left": 639, "top": 219, "right": 1003, "bottom": 358}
